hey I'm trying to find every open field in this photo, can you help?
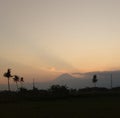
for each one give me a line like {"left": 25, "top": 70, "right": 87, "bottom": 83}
{"left": 0, "top": 95, "right": 120, "bottom": 118}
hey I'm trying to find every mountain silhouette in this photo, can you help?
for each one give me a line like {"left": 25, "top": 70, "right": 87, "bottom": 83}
{"left": 52, "top": 73, "right": 88, "bottom": 88}
{"left": 55, "top": 73, "right": 74, "bottom": 81}
{"left": 52, "top": 70, "right": 120, "bottom": 89}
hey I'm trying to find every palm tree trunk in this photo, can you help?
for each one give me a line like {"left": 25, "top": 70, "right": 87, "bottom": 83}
{"left": 16, "top": 82, "right": 18, "bottom": 91}
{"left": 94, "top": 83, "right": 96, "bottom": 87}
{"left": 20, "top": 81, "right": 22, "bottom": 88}
{"left": 8, "top": 78, "right": 10, "bottom": 91}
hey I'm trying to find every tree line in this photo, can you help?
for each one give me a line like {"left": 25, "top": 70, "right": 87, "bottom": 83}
{"left": 1, "top": 69, "right": 120, "bottom": 102}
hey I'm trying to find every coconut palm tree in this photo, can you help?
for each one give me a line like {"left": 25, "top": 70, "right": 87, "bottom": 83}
{"left": 20, "top": 77, "right": 24, "bottom": 88}
{"left": 3, "top": 69, "right": 12, "bottom": 91}
{"left": 13, "top": 75, "right": 20, "bottom": 91}
{"left": 92, "top": 75, "right": 98, "bottom": 87}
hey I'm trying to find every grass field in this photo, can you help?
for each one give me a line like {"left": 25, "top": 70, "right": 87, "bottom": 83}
{"left": 0, "top": 95, "right": 120, "bottom": 118}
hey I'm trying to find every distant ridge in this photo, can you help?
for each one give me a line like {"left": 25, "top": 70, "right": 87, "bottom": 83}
{"left": 51, "top": 70, "right": 120, "bottom": 89}
{"left": 55, "top": 73, "right": 74, "bottom": 81}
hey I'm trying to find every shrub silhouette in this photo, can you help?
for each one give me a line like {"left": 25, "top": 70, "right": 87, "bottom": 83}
{"left": 49, "top": 85, "right": 69, "bottom": 97}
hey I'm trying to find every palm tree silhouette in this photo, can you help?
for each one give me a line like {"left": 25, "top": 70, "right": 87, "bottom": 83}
{"left": 20, "top": 77, "right": 24, "bottom": 88}
{"left": 3, "top": 69, "right": 12, "bottom": 91}
{"left": 13, "top": 75, "right": 20, "bottom": 91}
{"left": 92, "top": 75, "right": 98, "bottom": 87}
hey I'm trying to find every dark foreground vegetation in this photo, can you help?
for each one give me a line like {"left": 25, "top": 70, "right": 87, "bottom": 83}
{"left": 0, "top": 86, "right": 120, "bottom": 118}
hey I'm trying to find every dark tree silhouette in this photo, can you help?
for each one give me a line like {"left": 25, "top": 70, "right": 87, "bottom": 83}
{"left": 49, "top": 85, "right": 69, "bottom": 96}
{"left": 3, "top": 69, "right": 12, "bottom": 91}
{"left": 20, "top": 77, "right": 24, "bottom": 88}
{"left": 13, "top": 75, "right": 20, "bottom": 91}
{"left": 92, "top": 75, "right": 98, "bottom": 87}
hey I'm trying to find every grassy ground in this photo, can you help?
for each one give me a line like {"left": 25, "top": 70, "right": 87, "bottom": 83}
{"left": 0, "top": 96, "right": 120, "bottom": 118}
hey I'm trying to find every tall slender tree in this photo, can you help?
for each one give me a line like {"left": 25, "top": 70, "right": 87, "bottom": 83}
{"left": 20, "top": 77, "right": 24, "bottom": 88}
{"left": 3, "top": 69, "right": 12, "bottom": 91}
{"left": 13, "top": 75, "right": 20, "bottom": 91}
{"left": 110, "top": 74, "right": 113, "bottom": 89}
{"left": 92, "top": 74, "right": 98, "bottom": 87}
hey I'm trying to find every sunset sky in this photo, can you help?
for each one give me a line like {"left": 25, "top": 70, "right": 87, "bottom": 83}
{"left": 0, "top": 0, "right": 120, "bottom": 83}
